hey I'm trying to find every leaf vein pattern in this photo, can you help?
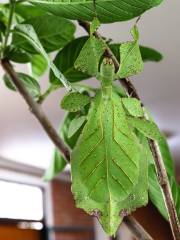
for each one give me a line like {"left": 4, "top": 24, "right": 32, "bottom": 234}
{"left": 83, "top": 158, "right": 105, "bottom": 183}
{"left": 112, "top": 102, "right": 138, "bottom": 169}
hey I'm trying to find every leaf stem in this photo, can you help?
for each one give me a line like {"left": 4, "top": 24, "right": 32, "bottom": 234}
{"left": 37, "top": 84, "right": 59, "bottom": 104}
{"left": 2, "top": 0, "right": 15, "bottom": 58}
{"left": 1, "top": 58, "right": 153, "bottom": 240}
{"left": 78, "top": 20, "right": 180, "bottom": 240}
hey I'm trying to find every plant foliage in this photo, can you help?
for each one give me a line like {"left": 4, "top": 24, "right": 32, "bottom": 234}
{"left": 1, "top": 0, "right": 179, "bottom": 238}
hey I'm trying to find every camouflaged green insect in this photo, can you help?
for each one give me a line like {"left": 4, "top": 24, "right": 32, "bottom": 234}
{"left": 70, "top": 58, "right": 160, "bottom": 236}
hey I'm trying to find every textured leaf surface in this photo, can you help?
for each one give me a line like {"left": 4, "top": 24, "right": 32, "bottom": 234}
{"left": 61, "top": 92, "right": 90, "bottom": 112}
{"left": 13, "top": 24, "right": 72, "bottom": 90}
{"left": 71, "top": 90, "right": 141, "bottom": 235}
{"left": 117, "top": 26, "right": 144, "bottom": 78}
{"left": 75, "top": 36, "right": 105, "bottom": 76}
{"left": 4, "top": 72, "right": 40, "bottom": 98}
{"left": 128, "top": 117, "right": 161, "bottom": 140}
{"left": 29, "top": 0, "right": 163, "bottom": 23}
{"left": 118, "top": 133, "right": 148, "bottom": 216}
{"left": 50, "top": 37, "right": 90, "bottom": 86}
{"left": 110, "top": 44, "right": 163, "bottom": 63}
{"left": 122, "top": 98, "right": 144, "bottom": 117}
{"left": 13, "top": 14, "right": 75, "bottom": 53}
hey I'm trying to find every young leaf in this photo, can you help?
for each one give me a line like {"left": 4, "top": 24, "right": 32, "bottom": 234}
{"left": 122, "top": 98, "right": 144, "bottom": 117}
{"left": 117, "top": 25, "right": 144, "bottom": 78}
{"left": 31, "top": 54, "right": 48, "bottom": 77}
{"left": 50, "top": 37, "right": 90, "bottom": 86}
{"left": 13, "top": 24, "right": 72, "bottom": 91}
{"left": 13, "top": 14, "right": 75, "bottom": 53}
{"left": 61, "top": 92, "right": 90, "bottom": 112}
{"left": 29, "top": 0, "right": 163, "bottom": 23}
{"left": 128, "top": 117, "right": 161, "bottom": 140}
{"left": 74, "top": 36, "right": 105, "bottom": 76}
{"left": 68, "top": 116, "right": 87, "bottom": 139}
{"left": 3, "top": 72, "right": 40, "bottom": 98}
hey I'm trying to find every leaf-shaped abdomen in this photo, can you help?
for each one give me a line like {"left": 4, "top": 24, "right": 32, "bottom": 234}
{"left": 71, "top": 90, "right": 140, "bottom": 235}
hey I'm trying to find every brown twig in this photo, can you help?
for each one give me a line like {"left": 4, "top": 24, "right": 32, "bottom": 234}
{"left": 78, "top": 20, "right": 180, "bottom": 240}
{"left": 124, "top": 216, "right": 153, "bottom": 240}
{"left": 1, "top": 58, "right": 154, "bottom": 240}
{"left": 1, "top": 59, "right": 70, "bottom": 162}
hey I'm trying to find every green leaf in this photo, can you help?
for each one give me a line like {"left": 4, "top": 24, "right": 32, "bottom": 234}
{"left": 13, "top": 14, "right": 75, "bottom": 53}
{"left": 117, "top": 25, "right": 144, "bottom": 78}
{"left": 122, "top": 98, "right": 144, "bottom": 117}
{"left": 68, "top": 116, "right": 87, "bottom": 139}
{"left": 140, "top": 46, "right": 163, "bottom": 62}
{"left": 71, "top": 89, "right": 142, "bottom": 235}
{"left": 44, "top": 108, "right": 90, "bottom": 181}
{"left": 43, "top": 148, "right": 67, "bottom": 181}
{"left": 144, "top": 133, "right": 180, "bottom": 221}
{"left": 31, "top": 54, "right": 48, "bottom": 77}
{"left": 62, "top": 112, "right": 89, "bottom": 149}
{"left": 4, "top": 46, "right": 33, "bottom": 63}
{"left": 149, "top": 165, "right": 180, "bottom": 221}
{"left": 13, "top": 24, "right": 72, "bottom": 91}
{"left": 3, "top": 72, "right": 40, "bottom": 98}
{"left": 75, "top": 36, "right": 105, "bottom": 76}
{"left": 128, "top": 117, "right": 161, "bottom": 140}
{"left": 61, "top": 92, "right": 90, "bottom": 112}
{"left": 50, "top": 37, "right": 90, "bottom": 86}
{"left": 110, "top": 44, "right": 163, "bottom": 63}
{"left": 29, "top": 0, "right": 163, "bottom": 23}
{"left": 158, "top": 136, "right": 175, "bottom": 174}
{"left": 15, "top": 4, "right": 46, "bottom": 19}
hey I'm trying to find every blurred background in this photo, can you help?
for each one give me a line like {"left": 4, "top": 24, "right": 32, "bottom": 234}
{"left": 0, "top": 0, "right": 180, "bottom": 239}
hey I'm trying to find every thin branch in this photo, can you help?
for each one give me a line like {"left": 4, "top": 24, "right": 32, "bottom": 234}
{"left": 1, "top": 58, "right": 153, "bottom": 240}
{"left": 2, "top": 0, "right": 15, "bottom": 58}
{"left": 1, "top": 59, "right": 70, "bottom": 162}
{"left": 124, "top": 216, "right": 153, "bottom": 240}
{"left": 78, "top": 20, "right": 180, "bottom": 240}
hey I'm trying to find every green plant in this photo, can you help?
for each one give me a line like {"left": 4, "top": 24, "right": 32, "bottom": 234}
{"left": 0, "top": 0, "right": 180, "bottom": 239}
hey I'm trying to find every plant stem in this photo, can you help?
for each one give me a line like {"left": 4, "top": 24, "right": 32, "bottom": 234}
{"left": 2, "top": 0, "right": 15, "bottom": 57}
{"left": 1, "top": 59, "right": 70, "bottom": 163}
{"left": 78, "top": 20, "right": 180, "bottom": 240}
{"left": 124, "top": 216, "right": 154, "bottom": 240}
{"left": 37, "top": 85, "right": 59, "bottom": 104}
{"left": 1, "top": 58, "right": 153, "bottom": 240}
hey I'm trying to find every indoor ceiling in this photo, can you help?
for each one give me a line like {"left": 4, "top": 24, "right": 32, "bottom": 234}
{"left": 0, "top": 0, "right": 180, "bottom": 169}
